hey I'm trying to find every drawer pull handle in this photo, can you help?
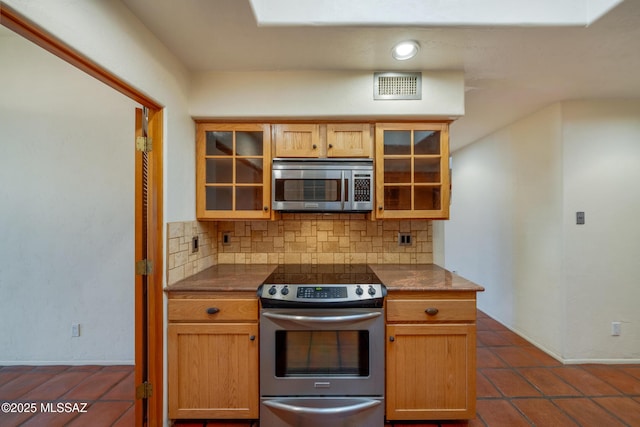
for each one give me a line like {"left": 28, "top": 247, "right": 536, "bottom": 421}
{"left": 249, "top": 335, "right": 256, "bottom": 341}
{"left": 425, "top": 307, "right": 439, "bottom": 316}
{"left": 206, "top": 307, "right": 220, "bottom": 315}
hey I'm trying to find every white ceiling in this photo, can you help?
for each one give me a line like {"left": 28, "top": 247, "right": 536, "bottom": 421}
{"left": 16, "top": 0, "right": 640, "bottom": 152}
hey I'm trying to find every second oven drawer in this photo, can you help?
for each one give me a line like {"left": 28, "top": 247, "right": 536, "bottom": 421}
{"left": 168, "top": 298, "right": 258, "bottom": 322}
{"left": 386, "top": 299, "right": 476, "bottom": 322}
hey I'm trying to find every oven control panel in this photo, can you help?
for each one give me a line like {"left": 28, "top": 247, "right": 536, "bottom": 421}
{"left": 298, "top": 286, "right": 348, "bottom": 299}
{"left": 258, "top": 284, "right": 386, "bottom": 306}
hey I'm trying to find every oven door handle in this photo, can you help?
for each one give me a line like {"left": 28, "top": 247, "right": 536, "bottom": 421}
{"left": 263, "top": 398, "right": 381, "bottom": 416}
{"left": 262, "top": 311, "right": 382, "bottom": 324}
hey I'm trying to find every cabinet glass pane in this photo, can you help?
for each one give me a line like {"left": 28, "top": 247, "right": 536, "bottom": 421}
{"left": 206, "top": 159, "right": 233, "bottom": 183}
{"left": 384, "top": 186, "right": 411, "bottom": 210}
{"left": 383, "top": 130, "right": 411, "bottom": 155}
{"left": 414, "top": 158, "right": 441, "bottom": 183}
{"left": 415, "top": 186, "right": 441, "bottom": 210}
{"left": 236, "top": 158, "right": 263, "bottom": 184}
{"left": 384, "top": 159, "right": 411, "bottom": 183}
{"left": 414, "top": 130, "right": 441, "bottom": 155}
{"left": 206, "top": 131, "right": 233, "bottom": 156}
{"left": 236, "top": 131, "right": 264, "bottom": 156}
{"left": 236, "top": 187, "right": 263, "bottom": 210}
{"left": 205, "top": 187, "right": 232, "bottom": 210}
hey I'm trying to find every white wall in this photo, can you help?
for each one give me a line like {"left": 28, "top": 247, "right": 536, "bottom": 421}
{"left": 445, "top": 100, "right": 640, "bottom": 362}
{"left": 190, "top": 70, "right": 464, "bottom": 119}
{"left": 0, "top": 34, "right": 137, "bottom": 363}
{"left": 4, "top": 0, "right": 196, "bottom": 223}
{"left": 1, "top": 0, "right": 195, "bottom": 368}
{"left": 562, "top": 100, "right": 640, "bottom": 361}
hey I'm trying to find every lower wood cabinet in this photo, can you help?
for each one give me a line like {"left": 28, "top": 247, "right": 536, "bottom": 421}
{"left": 167, "top": 296, "right": 259, "bottom": 420}
{"left": 385, "top": 292, "right": 477, "bottom": 420}
{"left": 167, "top": 290, "right": 477, "bottom": 422}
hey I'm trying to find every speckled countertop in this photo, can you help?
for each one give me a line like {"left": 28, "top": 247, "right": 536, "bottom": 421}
{"left": 368, "top": 264, "right": 484, "bottom": 292}
{"left": 164, "top": 264, "right": 278, "bottom": 293}
{"left": 165, "top": 263, "right": 484, "bottom": 293}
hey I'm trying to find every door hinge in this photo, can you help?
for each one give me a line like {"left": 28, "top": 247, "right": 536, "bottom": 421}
{"left": 136, "top": 136, "right": 153, "bottom": 153}
{"left": 136, "top": 259, "right": 153, "bottom": 275}
{"left": 136, "top": 382, "right": 153, "bottom": 399}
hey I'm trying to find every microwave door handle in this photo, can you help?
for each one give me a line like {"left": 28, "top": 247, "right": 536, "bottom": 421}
{"left": 262, "top": 311, "right": 382, "bottom": 324}
{"left": 340, "top": 170, "right": 345, "bottom": 210}
{"left": 263, "top": 398, "right": 381, "bottom": 416}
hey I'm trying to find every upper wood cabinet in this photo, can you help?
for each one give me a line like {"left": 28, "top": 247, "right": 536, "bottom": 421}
{"left": 375, "top": 123, "right": 450, "bottom": 219}
{"left": 274, "top": 123, "right": 372, "bottom": 158}
{"left": 326, "top": 123, "right": 372, "bottom": 157}
{"left": 273, "top": 124, "right": 320, "bottom": 157}
{"left": 196, "top": 123, "right": 271, "bottom": 220}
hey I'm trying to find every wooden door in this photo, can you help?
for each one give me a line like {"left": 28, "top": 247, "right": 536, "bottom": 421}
{"left": 327, "top": 123, "right": 372, "bottom": 157}
{"left": 168, "top": 323, "right": 259, "bottom": 419}
{"left": 386, "top": 323, "right": 476, "bottom": 420}
{"left": 274, "top": 124, "right": 320, "bottom": 157}
{"left": 134, "top": 107, "right": 164, "bottom": 425}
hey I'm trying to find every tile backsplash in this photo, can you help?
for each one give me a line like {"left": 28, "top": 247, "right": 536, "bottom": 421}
{"left": 167, "top": 215, "right": 433, "bottom": 284}
{"left": 167, "top": 221, "right": 217, "bottom": 285}
{"left": 216, "top": 214, "right": 433, "bottom": 266}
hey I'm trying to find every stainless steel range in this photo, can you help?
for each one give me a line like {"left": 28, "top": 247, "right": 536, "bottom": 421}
{"left": 258, "top": 264, "right": 386, "bottom": 427}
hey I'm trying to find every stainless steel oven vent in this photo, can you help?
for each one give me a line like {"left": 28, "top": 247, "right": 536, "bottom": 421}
{"left": 374, "top": 72, "right": 422, "bottom": 100}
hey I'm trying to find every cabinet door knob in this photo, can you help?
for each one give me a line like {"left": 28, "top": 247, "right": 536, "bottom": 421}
{"left": 378, "top": 206, "right": 383, "bottom": 210}
{"left": 328, "top": 144, "right": 333, "bottom": 149}
{"left": 263, "top": 206, "right": 269, "bottom": 211}
{"left": 249, "top": 335, "right": 256, "bottom": 341}
{"left": 312, "top": 144, "right": 317, "bottom": 149}
{"left": 206, "top": 307, "right": 220, "bottom": 315}
{"left": 389, "top": 336, "right": 395, "bottom": 342}
{"left": 425, "top": 307, "right": 439, "bottom": 316}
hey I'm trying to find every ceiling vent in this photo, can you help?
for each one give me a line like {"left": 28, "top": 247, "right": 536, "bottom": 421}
{"left": 374, "top": 72, "right": 422, "bottom": 100}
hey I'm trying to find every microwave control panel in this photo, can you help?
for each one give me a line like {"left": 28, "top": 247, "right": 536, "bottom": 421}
{"left": 354, "top": 175, "right": 372, "bottom": 202}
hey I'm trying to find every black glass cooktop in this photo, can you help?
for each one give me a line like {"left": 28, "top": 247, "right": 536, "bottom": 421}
{"left": 263, "top": 264, "right": 381, "bottom": 285}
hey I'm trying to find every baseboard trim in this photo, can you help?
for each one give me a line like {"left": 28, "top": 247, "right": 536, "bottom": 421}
{"left": 0, "top": 360, "right": 134, "bottom": 366}
{"left": 480, "top": 310, "right": 640, "bottom": 365}
{"left": 563, "top": 358, "right": 640, "bottom": 365}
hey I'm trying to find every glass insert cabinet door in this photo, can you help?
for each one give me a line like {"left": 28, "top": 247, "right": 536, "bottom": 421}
{"left": 196, "top": 123, "right": 271, "bottom": 219}
{"left": 375, "top": 123, "right": 450, "bottom": 219}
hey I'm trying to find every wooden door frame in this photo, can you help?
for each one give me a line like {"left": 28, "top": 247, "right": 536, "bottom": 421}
{"left": 1, "top": 4, "right": 164, "bottom": 426}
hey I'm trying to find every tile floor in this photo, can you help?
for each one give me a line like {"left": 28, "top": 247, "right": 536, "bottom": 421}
{"left": 466, "top": 310, "right": 640, "bottom": 427}
{"left": 0, "top": 365, "right": 134, "bottom": 426}
{"left": 2, "top": 310, "right": 639, "bottom": 426}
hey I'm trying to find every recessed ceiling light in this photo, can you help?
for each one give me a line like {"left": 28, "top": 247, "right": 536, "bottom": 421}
{"left": 392, "top": 40, "right": 420, "bottom": 61}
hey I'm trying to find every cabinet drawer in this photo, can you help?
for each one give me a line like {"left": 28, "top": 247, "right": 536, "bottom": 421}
{"left": 387, "top": 299, "right": 475, "bottom": 322}
{"left": 168, "top": 299, "right": 258, "bottom": 322}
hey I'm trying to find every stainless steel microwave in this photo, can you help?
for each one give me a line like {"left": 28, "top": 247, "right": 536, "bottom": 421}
{"left": 272, "top": 158, "right": 374, "bottom": 212}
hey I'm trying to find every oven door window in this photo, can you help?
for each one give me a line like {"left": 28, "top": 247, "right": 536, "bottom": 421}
{"left": 275, "top": 330, "right": 369, "bottom": 377}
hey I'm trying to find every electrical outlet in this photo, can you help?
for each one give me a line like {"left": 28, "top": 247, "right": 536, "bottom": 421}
{"left": 576, "top": 211, "right": 585, "bottom": 225}
{"left": 192, "top": 235, "right": 199, "bottom": 253}
{"left": 398, "top": 232, "right": 412, "bottom": 246}
{"left": 222, "top": 233, "right": 231, "bottom": 246}
{"left": 71, "top": 323, "right": 81, "bottom": 337}
{"left": 611, "top": 321, "right": 621, "bottom": 336}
